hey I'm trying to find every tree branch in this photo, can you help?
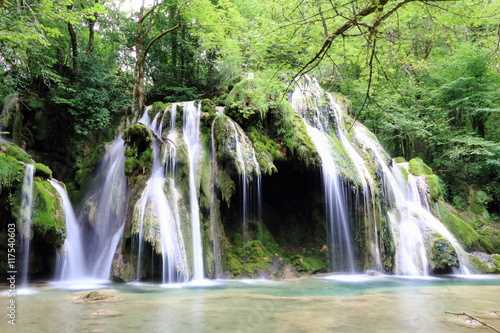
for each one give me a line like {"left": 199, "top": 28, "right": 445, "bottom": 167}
{"left": 143, "top": 23, "right": 181, "bottom": 58}
{"left": 445, "top": 311, "right": 500, "bottom": 332}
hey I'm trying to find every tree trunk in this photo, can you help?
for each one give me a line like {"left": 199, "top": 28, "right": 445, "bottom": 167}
{"left": 86, "top": 0, "right": 98, "bottom": 55}
{"left": 68, "top": 22, "right": 78, "bottom": 76}
{"left": 133, "top": 1, "right": 146, "bottom": 117}
{"left": 133, "top": 48, "right": 145, "bottom": 117}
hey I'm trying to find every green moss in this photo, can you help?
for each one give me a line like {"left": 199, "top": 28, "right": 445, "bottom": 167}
{"left": 292, "top": 255, "right": 326, "bottom": 273}
{"left": 123, "top": 124, "right": 153, "bottom": 186}
{"left": 399, "top": 166, "right": 409, "bottom": 183}
{"left": 150, "top": 102, "right": 171, "bottom": 118}
{"left": 468, "top": 254, "right": 496, "bottom": 273}
{"left": 218, "top": 169, "right": 236, "bottom": 207}
{"left": 431, "top": 238, "right": 459, "bottom": 269}
{"left": 74, "top": 143, "right": 105, "bottom": 189}
{"left": 469, "top": 189, "right": 492, "bottom": 221}
{"left": 201, "top": 99, "right": 216, "bottom": 114}
{"left": 493, "top": 255, "right": 500, "bottom": 269}
{"left": 0, "top": 152, "right": 25, "bottom": 189}
{"left": 222, "top": 221, "right": 293, "bottom": 278}
{"left": 5, "top": 144, "right": 32, "bottom": 164}
{"left": 30, "top": 180, "right": 66, "bottom": 248}
{"left": 394, "top": 157, "right": 406, "bottom": 163}
{"left": 12, "top": 111, "right": 23, "bottom": 146}
{"left": 426, "top": 174, "right": 443, "bottom": 201}
{"left": 436, "top": 201, "right": 480, "bottom": 248}
{"left": 81, "top": 291, "right": 112, "bottom": 301}
{"left": 477, "top": 224, "right": 500, "bottom": 254}
{"left": 34, "top": 163, "right": 52, "bottom": 179}
{"left": 408, "top": 157, "right": 433, "bottom": 176}
{"left": 224, "top": 77, "right": 281, "bottom": 127}
{"left": 246, "top": 126, "right": 279, "bottom": 174}
{"left": 271, "top": 101, "right": 319, "bottom": 167}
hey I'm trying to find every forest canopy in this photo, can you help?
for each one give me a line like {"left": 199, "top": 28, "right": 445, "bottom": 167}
{"left": 1, "top": 0, "right": 499, "bottom": 214}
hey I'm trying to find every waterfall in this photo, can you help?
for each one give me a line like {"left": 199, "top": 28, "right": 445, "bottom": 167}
{"left": 291, "top": 76, "right": 470, "bottom": 275}
{"left": 52, "top": 137, "right": 129, "bottom": 281}
{"left": 210, "top": 121, "right": 223, "bottom": 278}
{"left": 225, "top": 119, "right": 262, "bottom": 243}
{"left": 82, "top": 137, "right": 129, "bottom": 279}
{"left": 51, "top": 181, "right": 87, "bottom": 280}
{"left": 291, "top": 79, "right": 356, "bottom": 272}
{"left": 18, "top": 164, "right": 34, "bottom": 286}
{"left": 135, "top": 109, "right": 188, "bottom": 283}
{"left": 354, "top": 118, "right": 470, "bottom": 275}
{"left": 179, "top": 101, "right": 205, "bottom": 281}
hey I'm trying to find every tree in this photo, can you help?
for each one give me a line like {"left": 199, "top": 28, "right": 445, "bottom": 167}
{"left": 132, "top": 0, "right": 182, "bottom": 115}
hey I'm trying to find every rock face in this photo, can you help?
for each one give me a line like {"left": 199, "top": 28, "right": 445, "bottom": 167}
{"left": 2, "top": 76, "right": 499, "bottom": 282}
{"left": 110, "top": 77, "right": 499, "bottom": 281}
{"left": 0, "top": 142, "right": 65, "bottom": 279}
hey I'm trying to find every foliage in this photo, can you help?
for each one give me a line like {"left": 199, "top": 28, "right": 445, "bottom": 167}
{"left": 432, "top": 238, "right": 459, "bottom": 270}
{"left": 53, "top": 56, "right": 132, "bottom": 136}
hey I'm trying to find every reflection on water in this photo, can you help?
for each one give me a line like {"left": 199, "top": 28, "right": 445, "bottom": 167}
{"left": 2, "top": 275, "right": 500, "bottom": 332}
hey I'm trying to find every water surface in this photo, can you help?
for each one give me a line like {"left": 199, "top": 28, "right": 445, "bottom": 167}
{"left": 2, "top": 274, "right": 500, "bottom": 332}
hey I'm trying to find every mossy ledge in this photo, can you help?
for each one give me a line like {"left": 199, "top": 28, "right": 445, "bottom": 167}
{"left": 122, "top": 124, "right": 153, "bottom": 186}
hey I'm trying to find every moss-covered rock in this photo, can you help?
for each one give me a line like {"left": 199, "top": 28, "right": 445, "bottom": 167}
{"left": 270, "top": 101, "right": 319, "bottom": 168}
{"left": 224, "top": 77, "right": 281, "bottom": 127}
{"left": 431, "top": 238, "right": 459, "bottom": 272}
{"left": 30, "top": 180, "right": 66, "bottom": 248}
{"left": 394, "top": 156, "right": 407, "bottom": 163}
{"left": 222, "top": 221, "right": 297, "bottom": 278}
{"left": 245, "top": 126, "right": 278, "bottom": 175}
{"left": 122, "top": 124, "right": 153, "bottom": 186}
{"left": 74, "top": 143, "right": 106, "bottom": 192}
{"left": 426, "top": 174, "right": 443, "bottom": 201}
{"left": 201, "top": 99, "right": 216, "bottom": 114}
{"left": 218, "top": 168, "right": 236, "bottom": 207}
{"left": 493, "top": 254, "right": 500, "bottom": 270}
{"left": 150, "top": 101, "right": 171, "bottom": 119}
{"left": 476, "top": 223, "right": 500, "bottom": 254}
{"left": 212, "top": 115, "right": 261, "bottom": 176}
{"left": 0, "top": 150, "right": 26, "bottom": 191}
{"left": 292, "top": 254, "right": 327, "bottom": 274}
{"left": 408, "top": 157, "right": 433, "bottom": 176}
{"left": 435, "top": 202, "right": 480, "bottom": 248}
{"left": 469, "top": 188, "right": 492, "bottom": 221}
{"left": 468, "top": 252, "right": 499, "bottom": 273}
{"left": 35, "top": 162, "right": 52, "bottom": 179}
{"left": 80, "top": 291, "right": 113, "bottom": 301}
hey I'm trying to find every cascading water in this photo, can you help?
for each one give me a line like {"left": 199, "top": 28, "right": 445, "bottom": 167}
{"left": 18, "top": 164, "right": 34, "bottom": 286}
{"left": 53, "top": 137, "right": 129, "bottom": 281}
{"left": 291, "top": 76, "right": 470, "bottom": 275}
{"left": 51, "top": 181, "right": 87, "bottom": 280}
{"left": 354, "top": 124, "right": 470, "bottom": 275}
{"left": 81, "top": 137, "right": 130, "bottom": 279}
{"left": 225, "top": 119, "right": 262, "bottom": 243}
{"left": 135, "top": 109, "right": 188, "bottom": 283}
{"left": 179, "top": 101, "right": 205, "bottom": 281}
{"left": 209, "top": 122, "right": 223, "bottom": 278}
{"left": 291, "top": 79, "right": 356, "bottom": 272}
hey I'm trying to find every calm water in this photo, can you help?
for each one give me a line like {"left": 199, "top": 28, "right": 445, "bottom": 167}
{"left": 2, "top": 274, "right": 500, "bottom": 332}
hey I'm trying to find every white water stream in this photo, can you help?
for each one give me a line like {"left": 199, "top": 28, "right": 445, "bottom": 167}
{"left": 51, "top": 181, "right": 87, "bottom": 280}
{"left": 19, "top": 164, "right": 34, "bottom": 286}
{"left": 291, "top": 76, "right": 470, "bottom": 275}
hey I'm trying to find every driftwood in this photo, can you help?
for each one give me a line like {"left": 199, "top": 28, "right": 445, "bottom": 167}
{"left": 445, "top": 311, "right": 500, "bottom": 332}
{"left": 138, "top": 122, "right": 177, "bottom": 147}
